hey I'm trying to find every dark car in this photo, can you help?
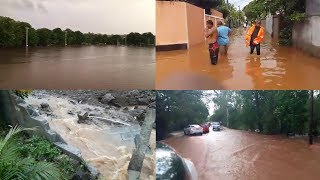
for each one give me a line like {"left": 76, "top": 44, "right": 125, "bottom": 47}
{"left": 156, "top": 142, "right": 198, "bottom": 180}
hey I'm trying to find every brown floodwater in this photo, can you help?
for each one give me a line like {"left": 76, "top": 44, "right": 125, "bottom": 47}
{"left": 0, "top": 46, "right": 155, "bottom": 89}
{"left": 164, "top": 128, "right": 320, "bottom": 180}
{"left": 156, "top": 28, "right": 320, "bottom": 90}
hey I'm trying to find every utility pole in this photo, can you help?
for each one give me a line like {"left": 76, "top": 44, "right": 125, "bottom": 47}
{"left": 25, "top": 27, "right": 29, "bottom": 47}
{"left": 309, "top": 90, "right": 314, "bottom": 145}
{"left": 226, "top": 0, "right": 231, "bottom": 27}
{"left": 65, "top": 31, "right": 67, "bottom": 46}
{"left": 226, "top": 107, "right": 229, "bottom": 128}
{"left": 239, "top": 6, "right": 241, "bottom": 27}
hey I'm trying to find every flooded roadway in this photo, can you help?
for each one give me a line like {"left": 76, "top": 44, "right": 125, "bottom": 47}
{"left": 164, "top": 128, "right": 320, "bottom": 180}
{"left": 0, "top": 46, "right": 155, "bottom": 89}
{"left": 156, "top": 28, "right": 320, "bottom": 90}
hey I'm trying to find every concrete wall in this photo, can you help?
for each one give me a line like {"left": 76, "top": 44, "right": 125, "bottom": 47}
{"left": 265, "top": 14, "right": 273, "bottom": 35}
{"left": 293, "top": 16, "right": 320, "bottom": 57}
{"left": 186, "top": 3, "right": 205, "bottom": 47}
{"left": 292, "top": 0, "right": 320, "bottom": 58}
{"left": 156, "top": 1, "right": 224, "bottom": 50}
{"left": 156, "top": 1, "right": 188, "bottom": 46}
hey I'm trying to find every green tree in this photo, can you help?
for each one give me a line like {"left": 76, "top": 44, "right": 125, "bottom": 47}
{"left": 0, "top": 126, "right": 61, "bottom": 179}
{"left": 156, "top": 91, "right": 209, "bottom": 140}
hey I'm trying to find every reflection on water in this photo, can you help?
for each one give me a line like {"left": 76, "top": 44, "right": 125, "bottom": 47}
{"left": 156, "top": 28, "right": 320, "bottom": 90}
{"left": 0, "top": 46, "right": 155, "bottom": 89}
{"left": 164, "top": 128, "right": 320, "bottom": 180}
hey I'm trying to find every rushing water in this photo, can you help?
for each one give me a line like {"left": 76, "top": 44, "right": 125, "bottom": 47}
{"left": 25, "top": 93, "right": 155, "bottom": 180}
{"left": 156, "top": 28, "right": 320, "bottom": 90}
{"left": 0, "top": 46, "right": 155, "bottom": 89}
{"left": 163, "top": 128, "right": 320, "bottom": 180}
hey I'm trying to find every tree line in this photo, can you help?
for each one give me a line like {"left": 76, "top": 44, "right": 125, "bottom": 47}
{"left": 156, "top": 91, "right": 209, "bottom": 140}
{"left": 209, "top": 90, "right": 320, "bottom": 136}
{"left": 0, "top": 16, "right": 155, "bottom": 48}
{"left": 156, "top": 90, "right": 320, "bottom": 141}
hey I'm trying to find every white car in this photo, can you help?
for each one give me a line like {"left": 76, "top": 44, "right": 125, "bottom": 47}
{"left": 212, "top": 122, "right": 221, "bottom": 131}
{"left": 184, "top": 125, "right": 203, "bottom": 135}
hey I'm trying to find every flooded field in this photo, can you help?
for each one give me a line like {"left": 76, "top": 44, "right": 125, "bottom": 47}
{"left": 0, "top": 46, "right": 155, "bottom": 89}
{"left": 25, "top": 91, "right": 155, "bottom": 180}
{"left": 164, "top": 128, "right": 320, "bottom": 180}
{"left": 156, "top": 28, "right": 320, "bottom": 90}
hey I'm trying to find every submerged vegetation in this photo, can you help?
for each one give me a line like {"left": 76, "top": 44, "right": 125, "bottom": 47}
{"left": 0, "top": 16, "right": 155, "bottom": 48}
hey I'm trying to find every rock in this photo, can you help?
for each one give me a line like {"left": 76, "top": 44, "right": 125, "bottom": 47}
{"left": 77, "top": 112, "right": 89, "bottom": 124}
{"left": 26, "top": 105, "right": 40, "bottom": 117}
{"left": 54, "top": 142, "right": 82, "bottom": 161}
{"left": 40, "top": 102, "right": 50, "bottom": 109}
{"left": 87, "top": 164, "right": 100, "bottom": 179}
{"left": 100, "top": 93, "right": 115, "bottom": 104}
{"left": 72, "top": 170, "right": 91, "bottom": 180}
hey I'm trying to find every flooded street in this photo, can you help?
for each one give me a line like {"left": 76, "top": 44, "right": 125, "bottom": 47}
{"left": 164, "top": 128, "right": 320, "bottom": 180}
{"left": 0, "top": 46, "right": 155, "bottom": 89}
{"left": 156, "top": 28, "right": 320, "bottom": 90}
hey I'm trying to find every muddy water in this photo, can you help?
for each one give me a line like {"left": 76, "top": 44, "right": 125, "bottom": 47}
{"left": 0, "top": 46, "right": 155, "bottom": 89}
{"left": 164, "top": 128, "right": 320, "bottom": 180}
{"left": 156, "top": 28, "right": 320, "bottom": 90}
{"left": 25, "top": 94, "right": 155, "bottom": 180}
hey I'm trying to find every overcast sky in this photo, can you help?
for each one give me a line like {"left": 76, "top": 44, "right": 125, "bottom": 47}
{"left": 0, "top": 0, "right": 155, "bottom": 34}
{"left": 229, "top": 0, "right": 253, "bottom": 9}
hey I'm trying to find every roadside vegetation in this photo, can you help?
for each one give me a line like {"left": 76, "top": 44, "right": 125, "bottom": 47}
{"left": 156, "top": 91, "right": 209, "bottom": 140}
{"left": 0, "top": 126, "right": 83, "bottom": 179}
{"left": 243, "top": 0, "right": 306, "bottom": 45}
{"left": 156, "top": 91, "right": 320, "bottom": 141}
{"left": 0, "top": 16, "right": 155, "bottom": 48}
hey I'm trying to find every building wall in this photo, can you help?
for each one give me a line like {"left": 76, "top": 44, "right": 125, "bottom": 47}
{"left": 292, "top": 0, "right": 320, "bottom": 58}
{"left": 156, "top": 1, "right": 188, "bottom": 46}
{"left": 186, "top": 3, "right": 205, "bottom": 47}
{"left": 293, "top": 16, "right": 320, "bottom": 57}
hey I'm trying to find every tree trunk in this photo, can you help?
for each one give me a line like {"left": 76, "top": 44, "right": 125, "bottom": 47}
{"left": 127, "top": 109, "right": 155, "bottom": 180}
{"left": 309, "top": 90, "right": 314, "bottom": 145}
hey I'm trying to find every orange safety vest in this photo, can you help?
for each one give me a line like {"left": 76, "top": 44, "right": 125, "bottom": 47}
{"left": 245, "top": 25, "right": 265, "bottom": 47}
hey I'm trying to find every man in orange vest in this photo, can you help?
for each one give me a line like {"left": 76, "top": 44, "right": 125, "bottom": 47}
{"left": 245, "top": 20, "right": 265, "bottom": 55}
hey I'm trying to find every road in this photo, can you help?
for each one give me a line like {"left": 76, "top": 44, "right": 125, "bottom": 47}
{"left": 156, "top": 28, "right": 320, "bottom": 90}
{"left": 0, "top": 46, "right": 155, "bottom": 89}
{"left": 164, "top": 128, "right": 320, "bottom": 180}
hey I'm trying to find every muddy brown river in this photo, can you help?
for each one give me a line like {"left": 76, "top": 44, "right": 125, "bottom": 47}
{"left": 164, "top": 128, "right": 320, "bottom": 180}
{"left": 0, "top": 46, "right": 155, "bottom": 89}
{"left": 156, "top": 28, "right": 320, "bottom": 90}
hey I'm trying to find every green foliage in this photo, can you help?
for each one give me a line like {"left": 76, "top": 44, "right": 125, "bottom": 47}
{"left": 14, "top": 90, "right": 32, "bottom": 99}
{"left": 210, "top": 91, "right": 311, "bottom": 135}
{"left": 156, "top": 91, "right": 209, "bottom": 140}
{"left": 18, "top": 136, "right": 77, "bottom": 177}
{"left": 0, "top": 16, "right": 155, "bottom": 48}
{"left": 18, "top": 136, "right": 60, "bottom": 162}
{"left": 243, "top": 0, "right": 306, "bottom": 45}
{"left": 0, "top": 126, "right": 62, "bottom": 180}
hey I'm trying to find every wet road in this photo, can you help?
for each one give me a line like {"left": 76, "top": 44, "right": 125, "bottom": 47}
{"left": 164, "top": 128, "right": 320, "bottom": 180}
{"left": 156, "top": 28, "right": 320, "bottom": 90}
{"left": 0, "top": 46, "right": 155, "bottom": 89}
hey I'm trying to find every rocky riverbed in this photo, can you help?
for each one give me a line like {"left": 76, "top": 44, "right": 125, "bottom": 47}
{"left": 24, "top": 90, "right": 156, "bottom": 180}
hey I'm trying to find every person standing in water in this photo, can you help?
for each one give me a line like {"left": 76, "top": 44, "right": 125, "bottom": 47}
{"left": 205, "top": 20, "right": 219, "bottom": 65}
{"left": 217, "top": 20, "right": 232, "bottom": 55}
{"left": 245, "top": 20, "right": 265, "bottom": 55}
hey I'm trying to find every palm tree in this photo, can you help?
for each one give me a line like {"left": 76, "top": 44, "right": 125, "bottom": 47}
{"left": 0, "top": 126, "right": 62, "bottom": 180}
